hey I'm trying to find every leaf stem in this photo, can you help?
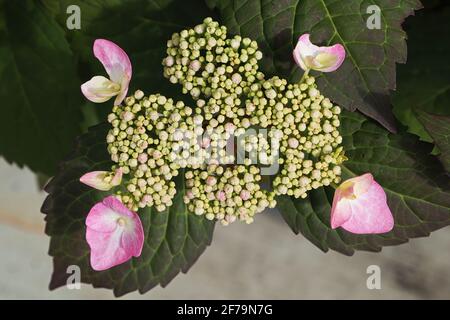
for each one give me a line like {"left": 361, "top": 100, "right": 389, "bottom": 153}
{"left": 300, "top": 69, "right": 310, "bottom": 84}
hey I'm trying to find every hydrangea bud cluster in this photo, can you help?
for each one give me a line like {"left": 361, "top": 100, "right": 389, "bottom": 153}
{"left": 106, "top": 91, "right": 187, "bottom": 212}
{"left": 162, "top": 18, "right": 345, "bottom": 200}
{"left": 102, "top": 18, "right": 346, "bottom": 225}
{"left": 163, "top": 17, "right": 264, "bottom": 125}
{"left": 184, "top": 165, "right": 276, "bottom": 225}
{"left": 238, "top": 130, "right": 280, "bottom": 167}
{"left": 244, "top": 76, "right": 344, "bottom": 198}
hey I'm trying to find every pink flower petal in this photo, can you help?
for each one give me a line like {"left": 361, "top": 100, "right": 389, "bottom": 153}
{"left": 293, "top": 33, "right": 346, "bottom": 73}
{"left": 86, "top": 228, "right": 128, "bottom": 271}
{"left": 331, "top": 173, "right": 394, "bottom": 234}
{"left": 110, "top": 168, "right": 123, "bottom": 187}
{"left": 93, "top": 39, "right": 132, "bottom": 105}
{"left": 315, "top": 43, "right": 346, "bottom": 72}
{"left": 81, "top": 76, "right": 120, "bottom": 103}
{"left": 86, "top": 201, "right": 121, "bottom": 233}
{"left": 80, "top": 171, "right": 111, "bottom": 191}
{"left": 350, "top": 173, "right": 373, "bottom": 197}
{"left": 114, "top": 74, "right": 131, "bottom": 106}
{"left": 330, "top": 188, "right": 352, "bottom": 228}
{"left": 85, "top": 196, "right": 144, "bottom": 271}
{"left": 102, "top": 195, "right": 135, "bottom": 218}
{"left": 80, "top": 169, "right": 122, "bottom": 191}
{"left": 121, "top": 221, "right": 145, "bottom": 257}
{"left": 293, "top": 34, "right": 316, "bottom": 71}
{"left": 93, "top": 39, "right": 132, "bottom": 84}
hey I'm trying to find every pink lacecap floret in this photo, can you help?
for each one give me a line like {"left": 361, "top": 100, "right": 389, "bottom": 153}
{"left": 85, "top": 196, "right": 144, "bottom": 271}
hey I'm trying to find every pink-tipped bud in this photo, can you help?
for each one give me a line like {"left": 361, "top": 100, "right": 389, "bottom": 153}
{"left": 137, "top": 127, "right": 145, "bottom": 134}
{"left": 189, "top": 60, "right": 201, "bottom": 72}
{"left": 231, "top": 73, "right": 242, "bottom": 84}
{"left": 138, "top": 140, "right": 148, "bottom": 149}
{"left": 216, "top": 191, "right": 226, "bottom": 201}
{"left": 152, "top": 150, "right": 162, "bottom": 159}
{"left": 207, "top": 192, "right": 216, "bottom": 200}
{"left": 186, "top": 190, "right": 195, "bottom": 200}
{"left": 288, "top": 137, "right": 299, "bottom": 149}
{"left": 137, "top": 179, "right": 146, "bottom": 188}
{"left": 164, "top": 56, "right": 174, "bottom": 67}
{"left": 224, "top": 122, "right": 236, "bottom": 133}
{"left": 138, "top": 153, "right": 148, "bottom": 164}
{"left": 122, "top": 111, "right": 134, "bottom": 122}
{"left": 206, "top": 176, "right": 217, "bottom": 186}
{"left": 240, "top": 190, "right": 251, "bottom": 201}
{"left": 142, "top": 194, "right": 153, "bottom": 204}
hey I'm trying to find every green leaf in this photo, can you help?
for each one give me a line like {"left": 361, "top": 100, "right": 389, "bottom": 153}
{"left": 208, "top": 0, "right": 422, "bottom": 132}
{"left": 417, "top": 111, "right": 450, "bottom": 172}
{"left": 0, "top": 0, "right": 217, "bottom": 174}
{"left": 41, "top": 123, "right": 215, "bottom": 296}
{"left": 39, "top": 0, "right": 61, "bottom": 17}
{"left": 278, "top": 111, "right": 450, "bottom": 255}
{"left": 52, "top": 0, "right": 216, "bottom": 120}
{"left": 392, "top": 4, "right": 450, "bottom": 141}
{"left": 0, "top": 0, "right": 83, "bottom": 175}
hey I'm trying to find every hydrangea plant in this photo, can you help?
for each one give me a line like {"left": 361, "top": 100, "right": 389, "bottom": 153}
{"left": 27, "top": 1, "right": 450, "bottom": 296}
{"left": 77, "top": 18, "right": 360, "bottom": 270}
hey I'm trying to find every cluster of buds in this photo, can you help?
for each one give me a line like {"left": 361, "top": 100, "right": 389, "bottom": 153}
{"left": 184, "top": 165, "right": 276, "bottom": 225}
{"left": 162, "top": 18, "right": 345, "bottom": 201}
{"left": 99, "top": 18, "right": 345, "bottom": 225}
{"left": 79, "top": 27, "right": 357, "bottom": 272}
{"left": 163, "top": 17, "right": 264, "bottom": 126}
{"left": 246, "top": 76, "right": 344, "bottom": 198}
{"left": 106, "top": 91, "right": 188, "bottom": 212}
{"left": 237, "top": 130, "right": 280, "bottom": 167}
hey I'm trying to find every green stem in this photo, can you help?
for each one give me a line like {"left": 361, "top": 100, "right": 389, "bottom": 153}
{"left": 330, "top": 181, "right": 339, "bottom": 189}
{"left": 300, "top": 69, "right": 310, "bottom": 84}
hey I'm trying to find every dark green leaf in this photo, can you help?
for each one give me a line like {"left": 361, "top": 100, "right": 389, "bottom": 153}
{"left": 417, "top": 111, "right": 450, "bottom": 172}
{"left": 0, "top": 0, "right": 83, "bottom": 175}
{"left": 41, "top": 123, "right": 215, "bottom": 296}
{"left": 392, "top": 4, "right": 450, "bottom": 141}
{"left": 52, "top": 0, "right": 216, "bottom": 120}
{"left": 278, "top": 111, "right": 450, "bottom": 255}
{"left": 0, "top": 0, "right": 216, "bottom": 174}
{"left": 39, "top": 0, "right": 61, "bottom": 17}
{"left": 208, "top": 0, "right": 422, "bottom": 132}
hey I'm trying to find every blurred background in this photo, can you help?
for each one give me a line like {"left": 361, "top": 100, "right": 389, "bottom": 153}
{"left": 1, "top": 157, "right": 449, "bottom": 299}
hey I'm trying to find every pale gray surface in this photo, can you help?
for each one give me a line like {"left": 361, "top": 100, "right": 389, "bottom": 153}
{"left": 0, "top": 158, "right": 449, "bottom": 299}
